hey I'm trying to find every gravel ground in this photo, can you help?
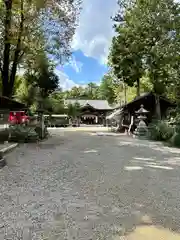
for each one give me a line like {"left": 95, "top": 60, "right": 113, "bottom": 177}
{"left": 0, "top": 128, "right": 180, "bottom": 239}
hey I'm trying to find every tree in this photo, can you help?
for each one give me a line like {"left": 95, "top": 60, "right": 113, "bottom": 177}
{"left": 84, "top": 83, "right": 100, "bottom": 99}
{"left": 109, "top": 0, "right": 180, "bottom": 99}
{"left": 66, "top": 86, "right": 82, "bottom": 99}
{"left": 22, "top": 55, "right": 59, "bottom": 111}
{"left": 47, "top": 91, "right": 65, "bottom": 114}
{"left": 34, "top": 54, "right": 59, "bottom": 98}
{"left": 0, "top": 0, "right": 81, "bottom": 97}
{"left": 66, "top": 102, "right": 81, "bottom": 118}
{"left": 63, "top": 83, "right": 101, "bottom": 100}
{"left": 109, "top": 2, "right": 144, "bottom": 96}
{"left": 99, "top": 73, "right": 116, "bottom": 104}
{"left": 14, "top": 74, "right": 37, "bottom": 108}
{"left": 14, "top": 53, "right": 59, "bottom": 111}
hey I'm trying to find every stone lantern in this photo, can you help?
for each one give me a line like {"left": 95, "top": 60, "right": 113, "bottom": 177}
{"left": 134, "top": 104, "right": 149, "bottom": 138}
{"left": 36, "top": 89, "right": 46, "bottom": 139}
{"left": 36, "top": 108, "right": 45, "bottom": 139}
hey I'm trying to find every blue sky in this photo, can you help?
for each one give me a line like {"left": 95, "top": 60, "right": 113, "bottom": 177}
{"left": 57, "top": 50, "right": 108, "bottom": 86}
{"left": 55, "top": 0, "right": 118, "bottom": 90}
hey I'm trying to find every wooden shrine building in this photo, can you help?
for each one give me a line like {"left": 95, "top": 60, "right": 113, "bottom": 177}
{"left": 107, "top": 92, "right": 176, "bottom": 129}
{"left": 64, "top": 99, "right": 112, "bottom": 124}
{"left": 0, "top": 96, "right": 26, "bottom": 111}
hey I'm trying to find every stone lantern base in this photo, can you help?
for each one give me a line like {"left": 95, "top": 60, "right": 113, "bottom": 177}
{"left": 134, "top": 119, "right": 149, "bottom": 139}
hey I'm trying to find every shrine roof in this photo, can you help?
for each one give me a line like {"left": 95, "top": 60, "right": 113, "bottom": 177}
{"left": 0, "top": 96, "right": 26, "bottom": 110}
{"left": 64, "top": 99, "right": 112, "bottom": 110}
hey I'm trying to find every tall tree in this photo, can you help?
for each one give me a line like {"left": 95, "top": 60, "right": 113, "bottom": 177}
{"left": 0, "top": 0, "right": 81, "bottom": 97}
{"left": 109, "top": 0, "right": 180, "bottom": 100}
{"left": 33, "top": 54, "right": 59, "bottom": 98}
{"left": 66, "top": 102, "right": 81, "bottom": 118}
{"left": 85, "top": 83, "right": 100, "bottom": 99}
{"left": 14, "top": 76, "right": 37, "bottom": 107}
{"left": 109, "top": 0, "right": 144, "bottom": 96}
{"left": 99, "top": 73, "right": 116, "bottom": 104}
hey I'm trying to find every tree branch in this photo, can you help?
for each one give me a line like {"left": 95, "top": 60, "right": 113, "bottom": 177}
{"left": 18, "top": 51, "right": 25, "bottom": 62}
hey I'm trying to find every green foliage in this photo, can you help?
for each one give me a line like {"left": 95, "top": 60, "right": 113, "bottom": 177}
{"left": 9, "top": 124, "right": 38, "bottom": 142}
{"left": 14, "top": 76, "right": 37, "bottom": 107}
{"left": 14, "top": 56, "right": 60, "bottom": 111}
{"left": 0, "top": 0, "right": 81, "bottom": 97}
{"left": 170, "top": 132, "right": 180, "bottom": 148}
{"left": 63, "top": 83, "right": 101, "bottom": 100}
{"left": 47, "top": 92, "right": 65, "bottom": 114}
{"left": 85, "top": 83, "right": 100, "bottom": 100}
{"left": 148, "top": 120, "right": 174, "bottom": 142}
{"left": 32, "top": 54, "right": 59, "bottom": 97}
{"left": 99, "top": 73, "right": 116, "bottom": 104}
{"left": 109, "top": 0, "right": 180, "bottom": 97}
{"left": 66, "top": 102, "right": 81, "bottom": 118}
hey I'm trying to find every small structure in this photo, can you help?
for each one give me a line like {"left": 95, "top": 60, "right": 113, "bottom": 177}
{"left": 64, "top": 99, "right": 112, "bottom": 125}
{"left": 122, "top": 92, "right": 174, "bottom": 119}
{"left": 134, "top": 105, "right": 149, "bottom": 138}
{"left": 110, "top": 92, "right": 175, "bottom": 133}
{"left": 0, "top": 96, "right": 26, "bottom": 111}
{"left": 0, "top": 96, "right": 26, "bottom": 127}
{"left": 36, "top": 108, "right": 46, "bottom": 139}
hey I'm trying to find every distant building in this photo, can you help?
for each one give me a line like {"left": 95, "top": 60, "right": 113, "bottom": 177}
{"left": 64, "top": 99, "right": 112, "bottom": 124}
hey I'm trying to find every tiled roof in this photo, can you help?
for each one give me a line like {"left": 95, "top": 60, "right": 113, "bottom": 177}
{"left": 64, "top": 99, "right": 112, "bottom": 110}
{"left": 0, "top": 96, "right": 26, "bottom": 110}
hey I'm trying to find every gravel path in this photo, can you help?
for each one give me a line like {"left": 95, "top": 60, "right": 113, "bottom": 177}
{"left": 0, "top": 129, "right": 180, "bottom": 239}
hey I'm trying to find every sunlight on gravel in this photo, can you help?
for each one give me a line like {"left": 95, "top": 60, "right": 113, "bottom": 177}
{"left": 124, "top": 166, "right": 143, "bottom": 171}
{"left": 115, "top": 225, "right": 180, "bottom": 240}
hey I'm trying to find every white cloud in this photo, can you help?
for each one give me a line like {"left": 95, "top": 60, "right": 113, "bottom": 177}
{"left": 66, "top": 56, "right": 83, "bottom": 73}
{"left": 72, "top": 0, "right": 118, "bottom": 64}
{"left": 55, "top": 69, "right": 78, "bottom": 90}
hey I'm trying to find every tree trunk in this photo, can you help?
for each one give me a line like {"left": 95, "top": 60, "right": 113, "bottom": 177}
{"left": 2, "top": 0, "right": 13, "bottom": 97}
{"left": 136, "top": 78, "right": 140, "bottom": 97}
{"left": 175, "top": 84, "right": 180, "bottom": 108}
{"left": 9, "top": 0, "right": 24, "bottom": 97}
{"left": 124, "top": 83, "right": 127, "bottom": 104}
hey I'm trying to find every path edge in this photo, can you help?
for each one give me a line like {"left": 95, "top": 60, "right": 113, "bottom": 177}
{"left": 0, "top": 143, "right": 18, "bottom": 169}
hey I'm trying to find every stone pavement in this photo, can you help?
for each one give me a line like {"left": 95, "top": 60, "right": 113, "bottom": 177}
{"left": 0, "top": 128, "right": 180, "bottom": 239}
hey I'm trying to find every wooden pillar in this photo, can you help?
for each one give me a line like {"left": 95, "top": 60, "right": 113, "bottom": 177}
{"left": 155, "top": 95, "right": 161, "bottom": 119}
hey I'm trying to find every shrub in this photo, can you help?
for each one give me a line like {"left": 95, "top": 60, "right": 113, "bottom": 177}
{"left": 9, "top": 124, "right": 38, "bottom": 142}
{"left": 148, "top": 120, "right": 174, "bottom": 142}
{"left": 170, "top": 120, "right": 180, "bottom": 148}
{"left": 166, "top": 109, "right": 180, "bottom": 147}
{"left": 170, "top": 132, "right": 180, "bottom": 147}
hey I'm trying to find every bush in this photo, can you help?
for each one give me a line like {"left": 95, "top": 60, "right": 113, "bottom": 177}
{"left": 170, "top": 132, "right": 180, "bottom": 147}
{"left": 148, "top": 120, "right": 174, "bottom": 142}
{"left": 9, "top": 124, "right": 38, "bottom": 142}
{"left": 170, "top": 122, "right": 180, "bottom": 148}
{"left": 147, "top": 110, "right": 180, "bottom": 148}
{"left": 166, "top": 109, "right": 180, "bottom": 147}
